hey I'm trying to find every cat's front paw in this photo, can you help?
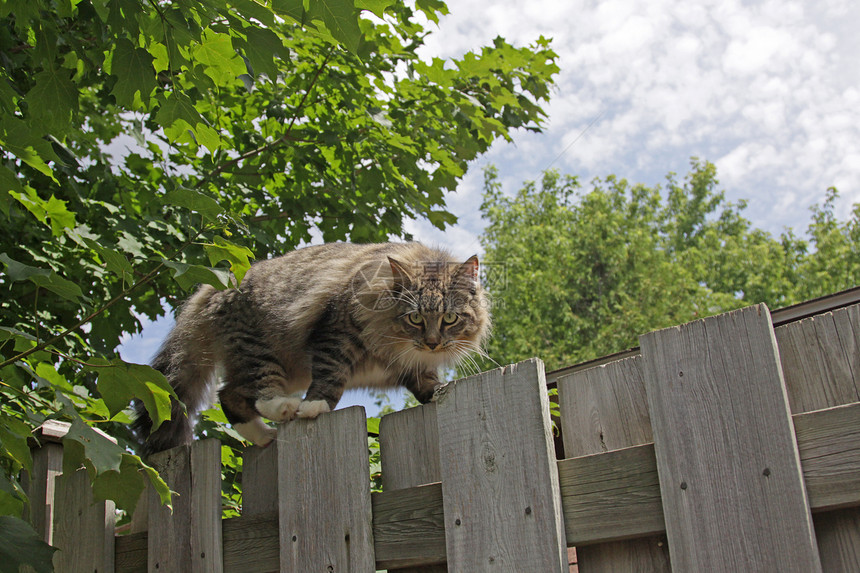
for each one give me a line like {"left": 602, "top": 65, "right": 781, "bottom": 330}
{"left": 256, "top": 396, "right": 302, "bottom": 422}
{"left": 296, "top": 400, "right": 331, "bottom": 419}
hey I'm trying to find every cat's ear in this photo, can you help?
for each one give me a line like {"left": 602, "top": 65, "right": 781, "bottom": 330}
{"left": 388, "top": 257, "right": 412, "bottom": 288}
{"left": 454, "top": 255, "right": 479, "bottom": 292}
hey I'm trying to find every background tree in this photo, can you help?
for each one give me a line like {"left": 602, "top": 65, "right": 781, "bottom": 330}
{"left": 480, "top": 159, "right": 859, "bottom": 370}
{"left": 0, "top": 0, "right": 558, "bottom": 560}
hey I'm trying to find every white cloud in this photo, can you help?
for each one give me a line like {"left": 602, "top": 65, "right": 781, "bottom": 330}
{"left": 412, "top": 0, "right": 860, "bottom": 242}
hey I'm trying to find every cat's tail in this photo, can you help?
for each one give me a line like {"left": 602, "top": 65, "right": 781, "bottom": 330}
{"left": 132, "top": 286, "right": 219, "bottom": 457}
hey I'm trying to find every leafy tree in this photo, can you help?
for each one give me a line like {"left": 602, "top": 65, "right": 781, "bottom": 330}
{"left": 0, "top": 0, "right": 559, "bottom": 557}
{"left": 480, "top": 159, "right": 859, "bottom": 370}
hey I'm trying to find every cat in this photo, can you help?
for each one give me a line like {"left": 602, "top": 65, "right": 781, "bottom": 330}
{"left": 133, "top": 242, "right": 490, "bottom": 455}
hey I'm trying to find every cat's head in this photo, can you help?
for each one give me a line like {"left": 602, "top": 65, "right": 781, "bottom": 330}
{"left": 380, "top": 254, "right": 491, "bottom": 370}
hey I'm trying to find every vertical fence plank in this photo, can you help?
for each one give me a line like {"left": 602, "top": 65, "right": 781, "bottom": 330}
{"left": 380, "top": 402, "right": 441, "bottom": 487}
{"left": 242, "top": 443, "right": 278, "bottom": 516}
{"left": 640, "top": 304, "right": 822, "bottom": 572}
{"left": 52, "top": 467, "right": 116, "bottom": 572}
{"left": 147, "top": 439, "right": 223, "bottom": 573}
{"left": 278, "top": 406, "right": 375, "bottom": 572}
{"left": 557, "top": 356, "right": 670, "bottom": 572}
{"left": 776, "top": 303, "right": 860, "bottom": 572}
{"left": 435, "top": 358, "right": 568, "bottom": 572}
{"left": 379, "top": 402, "right": 446, "bottom": 572}
{"left": 191, "top": 439, "right": 223, "bottom": 573}
{"left": 148, "top": 445, "right": 192, "bottom": 572}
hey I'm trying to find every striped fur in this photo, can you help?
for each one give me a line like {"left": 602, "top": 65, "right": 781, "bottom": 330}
{"left": 132, "top": 242, "right": 490, "bottom": 455}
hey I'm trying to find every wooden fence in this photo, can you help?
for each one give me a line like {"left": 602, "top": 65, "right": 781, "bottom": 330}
{"left": 24, "top": 302, "right": 860, "bottom": 572}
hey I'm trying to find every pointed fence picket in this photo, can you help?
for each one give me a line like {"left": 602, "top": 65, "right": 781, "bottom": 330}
{"left": 24, "top": 299, "right": 860, "bottom": 572}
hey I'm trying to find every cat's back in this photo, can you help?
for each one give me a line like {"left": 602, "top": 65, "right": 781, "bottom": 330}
{"left": 240, "top": 241, "right": 444, "bottom": 330}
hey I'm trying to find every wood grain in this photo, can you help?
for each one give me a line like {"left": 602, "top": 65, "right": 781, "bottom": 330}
{"left": 379, "top": 403, "right": 447, "bottom": 572}
{"left": 277, "top": 406, "right": 375, "bottom": 572}
{"left": 776, "top": 303, "right": 860, "bottom": 571}
{"left": 190, "top": 439, "right": 223, "bottom": 573}
{"left": 640, "top": 304, "right": 822, "bottom": 572}
{"left": 241, "top": 442, "right": 278, "bottom": 516}
{"left": 52, "top": 466, "right": 116, "bottom": 572}
{"left": 148, "top": 445, "right": 193, "bottom": 572}
{"left": 435, "top": 358, "right": 568, "bottom": 572}
{"left": 557, "top": 356, "right": 670, "bottom": 571}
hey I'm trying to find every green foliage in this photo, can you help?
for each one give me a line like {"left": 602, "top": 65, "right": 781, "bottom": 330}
{"left": 0, "top": 515, "right": 56, "bottom": 573}
{"left": 481, "top": 159, "right": 860, "bottom": 370}
{"left": 0, "top": 0, "right": 559, "bottom": 562}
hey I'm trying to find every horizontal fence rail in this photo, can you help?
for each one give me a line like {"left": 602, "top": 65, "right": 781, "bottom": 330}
{"left": 25, "top": 298, "right": 860, "bottom": 572}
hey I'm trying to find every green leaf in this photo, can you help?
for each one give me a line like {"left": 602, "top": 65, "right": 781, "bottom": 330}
{"left": 237, "top": 25, "right": 286, "bottom": 80}
{"left": 62, "top": 416, "right": 125, "bottom": 475}
{"left": 204, "top": 236, "right": 254, "bottom": 284}
{"left": 163, "top": 260, "right": 232, "bottom": 290}
{"left": 0, "top": 422, "right": 33, "bottom": 474}
{"left": 0, "top": 165, "right": 24, "bottom": 215}
{"left": 0, "top": 252, "right": 50, "bottom": 282}
{"left": 0, "top": 473, "right": 26, "bottom": 517}
{"left": 84, "top": 239, "right": 135, "bottom": 283}
{"left": 10, "top": 187, "right": 77, "bottom": 236}
{"left": 140, "top": 462, "right": 173, "bottom": 509}
{"left": 0, "top": 253, "right": 84, "bottom": 301}
{"left": 163, "top": 187, "right": 225, "bottom": 222}
{"left": 88, "top": 358, "right": 176, "bottom": 431}
{"left": 271, "top": 0, "right": 304, "bottom": 22}
{"left": 155, "top": 92, "right": 222, "bottom": 151}
{"left": 355, "top": 0, "right": 396, "bottom": 18}
{"left": 307, "top": 0, "right": 362, "bottom": 53}
{"left": 191, "top": 28, "right": 246, "bottom": 86}
{"left": 35, "top": 362, "right": 74, "bottom": 392}
{"left": 90, "top": 453, "right": 147, "bottom": 513}
{"left": 109, "top": 38, "right": 158, "bottom": 108}
{"left": 0, "top": 116, "right": 58, "bottom": 180}
{"left": 26, "top": 67, "right": 78, "bottom": 135}
{"left": 0, "top": 516, "right": 56, "bottom": 573}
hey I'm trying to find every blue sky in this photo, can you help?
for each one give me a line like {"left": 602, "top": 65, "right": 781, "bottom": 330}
{"left": 120, "top": 0, "right": 860, "bottom": 414}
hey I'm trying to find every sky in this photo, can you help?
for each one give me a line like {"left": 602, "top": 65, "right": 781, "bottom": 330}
{"left": 119, "top": 0, "right": 860, "bottom": 413}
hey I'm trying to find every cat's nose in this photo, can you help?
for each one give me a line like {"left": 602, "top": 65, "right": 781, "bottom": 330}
{"left": 426, "top": 342, "right": 438, "bottom": 350}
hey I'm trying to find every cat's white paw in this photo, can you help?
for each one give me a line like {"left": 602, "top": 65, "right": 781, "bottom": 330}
{"left": 256, "top": 396, "right": 302, "bottom": 422}
{"left": 296, "top": 400, "right": 331, "bottom": 419}
{"left": 234, "top": 418, "right": 278, "bottom": 447}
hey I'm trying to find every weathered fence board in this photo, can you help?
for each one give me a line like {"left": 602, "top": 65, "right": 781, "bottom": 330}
{"left": 640, "top": 304, "right": 822, "bottom": 571}
{"left": 557, "top": 356, "right": 670, "bottom": 572}
{"left": 242, "top": 443, "right": 278, "bottom": 516}
{"left": 776, "top": 304, "right": 860, "bottom": 572}
{"left": 52, "top": 466, "right": 116, "bottom": 572}
{"left": 147, "top": 439, "right": 223, "bottom": 572}
{"left": 435, "top": 358, "right": 568, "bottom": 572}
{"left": 379, "top": 402, "right": 446, "bottom": 572}
{"left": 277, "top": 405, "right": 375, "bottom": 572}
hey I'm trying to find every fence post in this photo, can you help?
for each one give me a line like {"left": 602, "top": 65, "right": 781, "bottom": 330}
{"left": 379, "top": 402, "right": 446, "bottom": 572}
{"left": 640, "top": 304, "right": 822, "bottom": 571}
{"left": 434, "top": 358, "right": 568, "bottom": 572}
{"left": 557, "top": 356, "right": 670, "bottom": 572}
{"left": 147, "top": 439, "right": 223, "bottom": 573}
{"left": 24, "top": 420, "right": 67, "bottom": 546}
{"left": 278, "top": 405, "right": 375, "bottom": 572}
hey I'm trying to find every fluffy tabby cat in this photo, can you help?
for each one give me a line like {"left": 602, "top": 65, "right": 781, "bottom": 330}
{"left": 133, "top": 242, "right": 490, "bottom": 455}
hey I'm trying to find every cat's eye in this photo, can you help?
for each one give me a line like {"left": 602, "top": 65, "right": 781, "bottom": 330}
{"left": 407, "top": 312, "right": 424, "bottom": 325}
{"left": 442, "top": 312, "right": 458, "bottom": 325}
